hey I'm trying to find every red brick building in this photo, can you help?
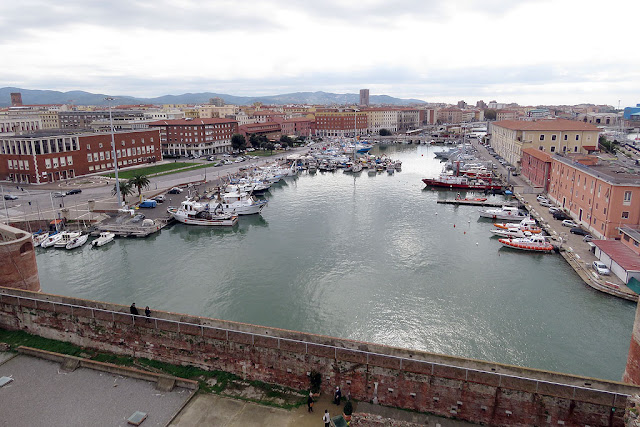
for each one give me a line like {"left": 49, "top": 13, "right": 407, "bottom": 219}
{"left": 0, "top": 129, "right": 161, "bottom": 184}
{"left": 315, "top": 110, "right": 367, "bottom": 137}
{"left": 238, "top": 122, "right": 282, "bottom": 142}
{"left": 520, "top": 148, "right": 552, "bottom": 191}
{"left": 280, "top": 118, "right": 312, "bottom": 137}
{"left": 147, "top": 118, "right": 238, "bottom": 157}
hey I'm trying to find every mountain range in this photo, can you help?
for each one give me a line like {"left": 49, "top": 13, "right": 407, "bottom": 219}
{"left": 0, "top": 87, "right": 425, "bottom": 107}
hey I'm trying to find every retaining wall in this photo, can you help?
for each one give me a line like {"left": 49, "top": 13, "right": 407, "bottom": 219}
{"left": 0, "top": 287, "right": 637, "bottom": 426}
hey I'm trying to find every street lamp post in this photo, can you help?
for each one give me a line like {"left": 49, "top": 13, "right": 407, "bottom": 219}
{"left": 105, "top": 97, "right": 122, "bottom": 208}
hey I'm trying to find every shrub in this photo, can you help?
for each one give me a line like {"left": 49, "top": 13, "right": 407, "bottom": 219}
{"left": 343, "top": 400, "right": 353, "bottom": 415}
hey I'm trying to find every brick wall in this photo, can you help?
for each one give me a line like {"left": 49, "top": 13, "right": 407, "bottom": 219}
{"left": 0, "top": 287, "right": 636, "bottom": 426}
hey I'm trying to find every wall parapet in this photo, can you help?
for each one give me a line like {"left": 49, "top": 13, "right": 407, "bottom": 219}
{"left": 1, "top": 286, "right": 637, "bottom": 426}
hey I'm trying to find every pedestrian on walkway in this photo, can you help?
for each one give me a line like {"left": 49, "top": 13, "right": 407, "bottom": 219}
{"left": 307, "top": 390, "right": 314, "bottom": 412}
{"left": 334, "top": 386, "right": 341, "bottom": 405}
{"left": 145, "top": 306, "right": 151, "bottom": 321}
{"left": 130, "top": 303, "right": 139, "bottom": 315}
{"left": 323, "top": 409, "right": 330, "bottom": 427}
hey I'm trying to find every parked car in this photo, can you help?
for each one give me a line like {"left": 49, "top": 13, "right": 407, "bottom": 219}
{"left": 138, "top": 199, "right": 157, "bottom": 208}
{"left": 52, "top": 191, "right": 65, "bottom": 198}
{"left": 3, "top": 194, "right": 18, "bottom": 200}
{"left": 570, "top": 227, "right": 589, "bottom": 235}
{"left": 536, "top": 195, "right": 548, "bottom": 202}
{"left": 592, "top": 261, "right": 610, "bottom": 276}
{"left": 213, "top": 162, "right": 223, "bottom": 167}
{"left": 562, "top": 220, "right": 579, "bottom": 227}
{"left": 538, "top": 199, "right": 551, "bottom": 207}
{"left": 152, "top": 195, "right": 166, "bottom": 203}
{"left": 549, "top": 207, "right": 562, "bottom": 214}
{"left": 131, "top": 214, "right": 145, "bottom": 223}
{"left": 65, "top": 189, "right": 82, "bottom": 195}
{"left": 553, "top": 211, "right": 571, "bottom": 220}
{"left": 167, "top": 187, "right": 183, "bottom": 194}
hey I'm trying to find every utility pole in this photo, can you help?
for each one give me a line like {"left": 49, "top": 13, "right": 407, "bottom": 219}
{"left": 106, "top": 97, "right": 122, "bottom": 208}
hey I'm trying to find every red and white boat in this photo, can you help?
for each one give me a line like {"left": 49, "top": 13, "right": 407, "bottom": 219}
{"left": 498, "top": 234, "right": 554, "bottom": 253}
{"left": 455, "top": 196, "right": 487, "bottom": 202}
{"left": 493, "top": 217, "right": 542, "bottom": 234}
{"left": 422, "top": 173, "right": 502, "bottom": 190}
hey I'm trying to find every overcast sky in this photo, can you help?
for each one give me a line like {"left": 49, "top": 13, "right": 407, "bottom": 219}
{"left": 1, "top": 0, "right": 638, "bottom": 106}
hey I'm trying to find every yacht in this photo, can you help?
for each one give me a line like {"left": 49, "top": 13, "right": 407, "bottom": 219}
{"left": 168, "top": 199, "right": 238, "bottom": 226}
{"left": 479, "top": 206, "right": 528, "bottom": 221}
{"left": 92, "top": 232, "right": 115, "bottom": 247}
{"left": 66, "top": 234, "right": 89, "bottom": 250}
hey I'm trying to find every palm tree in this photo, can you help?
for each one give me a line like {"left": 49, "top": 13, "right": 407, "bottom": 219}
{"left": 112, "top": 180, "right": 134, "bottom": 205}
{"left": 128, "top": 173, "right": 151, "bottom": 202}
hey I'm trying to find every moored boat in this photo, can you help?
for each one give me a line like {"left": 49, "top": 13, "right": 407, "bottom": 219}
{"left": 498, "top": 234, "right": 555, "bottom": 253}
{"left": 493, "top": 217, "right": 542, "bottom": 233}
{"left": 422, "top": 174, "right": 502, "bottom": 190}
{"left": 54, "top": 231, "right": 82, "bottom": 248}
{"left": 32, "top": 232, "right": 49, "bottom": 247}
{"left": 479, "top": 206, "right": 528, "bottom": 221}
{"left": 66, "top": 234, "right": 89, "bottom": 250}
{"left": 40, "top": 233, "right": 63, "bottom": 248}
{"left": 168, "top": 199, "right": 238, "bottom": 226}
{"left": 92, "top": 232, "right": 115, "bottom": 247}
{"left": 490, "top": 228, "right": 531, "bottom": 238}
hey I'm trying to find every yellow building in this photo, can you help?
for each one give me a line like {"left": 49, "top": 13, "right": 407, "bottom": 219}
{"left": 489, "top": 119, "right": 600, "bottom": 167}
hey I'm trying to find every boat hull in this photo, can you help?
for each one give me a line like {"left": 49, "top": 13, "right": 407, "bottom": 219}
{"left": 422, "top": 178, "right": 502, "bottom": 190}
{"left": 498, "top": 238, "right": 554, "bottom": 252}
{"left": 168, "top": 208, "right": 238, "bottom": 226}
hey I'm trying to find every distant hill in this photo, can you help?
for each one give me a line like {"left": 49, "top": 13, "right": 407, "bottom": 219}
{"left": 0, "top": 87, "right": 425, "bottom": 107}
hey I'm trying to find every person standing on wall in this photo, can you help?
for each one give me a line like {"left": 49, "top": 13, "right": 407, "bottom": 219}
{"left": 307, "top": 390, "right": 314, "bottom": 412}
{"left": 130, "top": 303, "right": 139, "bottom": 315}
{"left": 145, "top": 306, "right": 151, "bottom": 322}
{"left": 334, "top": 386, "right": 341, "bottom": 405}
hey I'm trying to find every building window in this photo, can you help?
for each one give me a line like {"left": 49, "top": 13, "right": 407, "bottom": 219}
{"left": 550, "top": 146, "right": 556, "bottom": 152}
{"left": 574, "top": 146, "right": 578, "bottom": 152}
{"left": 622, "top": 212, "right": 629, "bottom": 219}
{"left": 564, "top": 134, "right": 568, "bottom": 141}
{"left": 575, "top": 135, "right": 580, "bottom": 141}
{"left": 624, "top": 234, "right": 630, "bottom": 241}
{"left": 87, "top": 154, "right": 92, "bottom": 162}
{"left": 624, "top": 191, "right": 632, "bottom": 204}
{"left": 551, "top": 135, "right": 557, "bottom": 141}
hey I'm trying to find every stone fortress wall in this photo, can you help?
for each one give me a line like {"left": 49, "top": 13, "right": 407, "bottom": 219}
{"left": 1, "top": 286, "right": 637, "bottom": 426}
{"left": 0, "top": 224, "right": 40, "bottom": 293}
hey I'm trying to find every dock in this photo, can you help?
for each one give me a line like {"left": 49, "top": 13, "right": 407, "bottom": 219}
{"left": 97, "top": 218, "right": 173, "bottom": 237}
{"left": 437, "top": 199, "right": 517, "bottom": 207}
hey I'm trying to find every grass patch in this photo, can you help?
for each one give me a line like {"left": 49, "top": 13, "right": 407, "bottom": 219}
{"left": 0, "top": 329, "right": 88, "bottom": 356}
{"left": 103, "top": 162, "right": 197, "bottom": 179}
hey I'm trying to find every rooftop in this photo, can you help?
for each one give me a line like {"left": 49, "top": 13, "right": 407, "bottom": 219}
{"left": 592, "top": 239, "right": 640, "bottom": 272}
{"left": 493, "top": 118, "right": 600, "bottom": 132}
{"left": 522, "top": 147, "right": 552, "bottom": 162}
{"left": 553, "top": 154, "right": 640, "bottom": 185}
{"left": 0, "top": 129, "right": 157, "bottom": 140}
{"left": 620, "top": 226, "right": 640, "bottom": 243}
{"left": 147, "top": 118, "right": 238, "bottom": 126}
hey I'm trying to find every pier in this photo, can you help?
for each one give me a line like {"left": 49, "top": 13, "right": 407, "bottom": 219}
{"left": 96, "top": 217, "right": 173, "bottom": 238}
{"left": 437, "top": 199, "right": 516, "bottom": 207}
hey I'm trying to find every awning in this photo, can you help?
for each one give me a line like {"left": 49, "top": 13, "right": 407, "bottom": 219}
{"left": 583, "top": 146, "right": 598, "bottom": 150}
{"left": 50, "top": 219, "right": 63, "bottom": 225}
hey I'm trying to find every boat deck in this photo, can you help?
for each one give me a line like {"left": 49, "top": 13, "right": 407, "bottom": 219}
{"left": 96, "top": 218, "right": 173, "bottom": 237}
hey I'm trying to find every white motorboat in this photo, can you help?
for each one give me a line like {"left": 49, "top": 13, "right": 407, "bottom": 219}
{"left": 54, "top": 231, "right": 82, "bottom": 248}
{"left": 479, "top": 206, "right": 528, "bottom": 221}
{"left": 92, "top": 232, "right": 115, "bottom": 247}
{"left": 490, "top": 228, "right": 532, "bottom": 239}
{"left": 168, "top": 199, "right": 238, "bottom": 226}
{"left": 386, "top": 165, "right": 395, "bottom": 174}
{"left": 32, "top": 232, "right": 49, "bottom": 247}
{"left": 40, "top": 233, "right": 63, "bottom": 248}
{"left": 493, "top": 217, "right": 542, "bottom": 234}
{"left": 66, "top": 234, "right": 89, "bottom": 250}
{"left": 351, "top": 163, "right": 363, "bottom": 173}
{"left": 215, "top": 191, "right": 267, "bottom": 215}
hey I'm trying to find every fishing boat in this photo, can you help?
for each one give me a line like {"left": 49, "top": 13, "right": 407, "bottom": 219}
{"left": 493, "top": 217, "right": 542, "bottom": 233}
{"left": 92, "top": 232, "right": 115, "bottom": 247}
{"left": 214, "top": 190, "right": 267, "bottom": 215}
{"left": 479, "top": 206, "right": 528, "bottom": 221}
{"left": 422, "top": 173, "right": 502, "bottom": 190}
{"left": 168, "top": 199, "right": 238, "bottom": 226}
{"left": 498, "top": 234, "right": 555, "bottom": 253}
{"left": 65, "top": 234, "right": 89, "bottom": 250}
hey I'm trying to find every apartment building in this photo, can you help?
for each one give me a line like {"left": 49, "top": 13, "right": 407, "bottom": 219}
{"left": 148, "top": 118, "right": 238, "bottom": 156}
{"left": 238, "top": 122, "right": 282, "bottom": 142}
{"left": 314, "top": 110, "right": 367, "bottom": 137}
{"left": 280, "top": 118, "right": 312, "bottom": 137}
{"left": 547, "top": 154, "right": 640, "bottom": 239}
{"left": 489, "top": 119, "right": 600, "bottom": 167}
{"left": 520, "top": 148, "right": 552, "bottom": 191}
{"left": 0, "top": 116, "right": 42, "bottom": 135}
{"left": 363, "top": 108, "right": 398, "bottom": 133}
{"left": 0, "top": 129, "right": 161, "bottom": 184}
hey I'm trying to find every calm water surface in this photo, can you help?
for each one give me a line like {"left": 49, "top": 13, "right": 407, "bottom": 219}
{"left": 36, "top": 145, "right": 636, "bottom": 381}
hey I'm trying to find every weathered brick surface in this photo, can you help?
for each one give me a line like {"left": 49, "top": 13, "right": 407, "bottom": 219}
{"left": 0, "top": 287, "right": 636, "bottom": 427}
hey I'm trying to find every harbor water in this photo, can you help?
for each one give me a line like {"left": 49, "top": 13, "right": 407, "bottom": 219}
{"left": 35, "top": 144, "right": 636, "bottom": 382}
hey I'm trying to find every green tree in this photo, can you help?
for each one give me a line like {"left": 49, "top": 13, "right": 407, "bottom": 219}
{"left": 265, "top": 142, "right": 275, "bottom": 154}
{"left": 112, "top": 180, "right": 134, "bottom": 205}
{"left": 231, "top": 133, "right": 246, "bottom": 151}
{"left": 249, "top": 133, "right": 259, "bottom": 148}
{"left": 379, "top": 129, "right": 392, "bottom": 136}
{"left": 279, "top": 135, "right": 294, "bottom": 147}
{"left": 127, "top": 173, "right": 151, "bottom": 202}
{"left": 484, "top": 109, "right": 497, "bottom": 120}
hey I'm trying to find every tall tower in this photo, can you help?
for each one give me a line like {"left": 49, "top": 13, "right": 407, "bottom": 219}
{"left": 359, "top": 89, "right": 370, "bottom": 107}
{"left": 623, "top": 302, "right": 640, "bottom": 384}
{"left": 10, "top": 92, "right": 23, "bottom": 107}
